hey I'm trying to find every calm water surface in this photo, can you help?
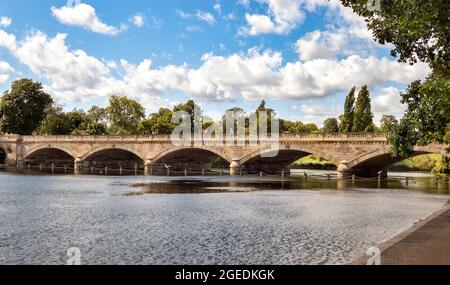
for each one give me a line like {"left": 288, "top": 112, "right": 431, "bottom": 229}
{"left": 0, "top": 170, "right": 449, "bottom": 265}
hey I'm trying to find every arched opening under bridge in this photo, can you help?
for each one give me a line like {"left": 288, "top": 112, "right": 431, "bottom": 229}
{"left": 24, "top": 148, "right": 75, "bottom": 173}
{"left": 82, "top": 149, "right": 144, "bottom": 175}
{"left": 152, "top": 148, "right": 230, "bottom": 175}
{"left": 349, "top": 151, "right": 450, "bottom": 177}
{"left": 0, "top": 147, "right": 6, "bottom": 165}
{"left": 241, "top": 149, "right": 336, "bottom": 175}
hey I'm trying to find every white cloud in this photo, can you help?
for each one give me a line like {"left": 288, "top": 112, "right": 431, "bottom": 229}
{"left": 292, "top": 102, "right": 341, "bottom": 126}
{"left": 0, "top": 29, "right": 430, "bottom": 113}
{"left": 0, "top": 16, "right": 12, "bottom": 27}
{"left": 214, "top": 3, "right": 221, "bottom": 15}
{"left": 130, "top": 14, "right": 145, "bottom": 28}
{"left": 175, "top": 10, "right": 192, "bottom": 19}
{"left": 241, "top": 0, "right": 305, "bottom": 35}
{"left": 196, "top": 11, "right": 216, "bottom": 25}
{"left": 0, "top": 29, "right": 17, "bottom": 50}
{"left": 293, "top": 0, "right": 393, "bottom": 61}
{"left": 51, "top": 3, "right": 124, "bottom": 36}
{"left": 372, "top": 87, "right": 405, "bottom": 123}
{"left": 0, "top": 60, "right": 14, "bottom": 84}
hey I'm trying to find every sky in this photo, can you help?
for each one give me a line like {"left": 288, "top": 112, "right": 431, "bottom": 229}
{"left": 0, "top": 0, "right": 430, "bottom": 126}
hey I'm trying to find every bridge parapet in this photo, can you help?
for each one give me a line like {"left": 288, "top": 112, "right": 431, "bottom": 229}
{"left": 5, "top": 133, "right": 390, "bottom": 144}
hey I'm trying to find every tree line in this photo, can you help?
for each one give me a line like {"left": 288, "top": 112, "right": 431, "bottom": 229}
{"left": 0, "top": 79, "right": 399, "bottom": 136}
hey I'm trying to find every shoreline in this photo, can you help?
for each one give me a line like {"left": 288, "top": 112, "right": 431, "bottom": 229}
{"left": 352, "top": 203, "right": 450, "bottom": 265}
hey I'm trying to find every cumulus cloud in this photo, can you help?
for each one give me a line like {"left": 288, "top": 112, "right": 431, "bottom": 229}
{"left": 294, "top": 0, "right": 393, "bottom": 61}
{"left": 292, "top": 102, "right": 341, "bottom": 126}
{"left": 0, "top": 29, "right": 17, "bottom": 50}
{"left": 0, "top": 16, "right": 12, "bottom": 27}
{"left": 0, "top": 29, "right": 430, "bottom": 112}
{"left": 51, "top": 3, "right": 125, "bottom": 36}
{"left": 241, "top": 0, "right": 305, "bottom": 35}
{"left": 372, "top": 87, "right": 406, "bottom": 123}
{"left": 0, "top": 60, "right": 14, "bottom": 84}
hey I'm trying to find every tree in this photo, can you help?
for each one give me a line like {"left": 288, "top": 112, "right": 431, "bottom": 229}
{"left": 79, "top": 121, "right": 108, "bottom": 135}
{"left": 36, "top": 105, "right": 73, "bottom": 135}
{"left": 280, "top": 119, "right": 304, "bottom": 134}
{"left": 107, "top": 96, "right": 145, "bottom": 134}
{"left": 353, "top": 86, "right": 374, "bottom": 132}
{"left": 380, "top": 115, "right": 399, "bottom": 133}
{"left": 389, "top": 79, "right": 450, "bottom": 156}
{"left": 223, "top": 107, "right": 245, "bottom": 135}
{"left": 340, "top": 87, "right": 356, "bottom": 133}
{"left": 254, "top": 100, "right": 276, "bottom": 134}
{"left": 87, "top": 106, "right": 108, "bottom": 125}
{"left": 0, "top": 79, "right": 53, "bottom": 135}
{"left": 303, "top": 123, "right": 319, "bottom": 133}
{"left": 323, "top": 118, "right": 339, "bottom": 133}
{"left": 173, "top": 100, "right": 202, "bottom": 133}
{"left": 137, "top": 108, "right": 175, "bottom": 135}
{"left": 340, "top": 0, "right": 448, "bottom": 72}
{"left": 341, "top": 1, "right": 450, "bottom": 156}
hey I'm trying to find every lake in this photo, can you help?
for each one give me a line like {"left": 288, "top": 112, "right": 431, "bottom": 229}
{"left": 0, "top": 170, "right": 449, "bottom": 265}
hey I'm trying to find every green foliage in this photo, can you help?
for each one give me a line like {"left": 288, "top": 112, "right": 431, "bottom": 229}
{"left": 432, "top": 156, "right": 450, "bottom": 175}
{"left": 36, "top": 105, "right": 74, "bottom": 135}
{"left": 223, "top": 107, "right": 245, "bottom": 134}
{"left": 255, "top": 100, "right": 276, "bottom": 133}
{"left": 379, "top": 115, "right": 399, "bottom": 133}
{"left": 173, "top": 100, "right": 203, "bottom": 133}
{"left": 280, "top": 120, "right": 304, "bottom": 134}
{"left": 291, "top": 155, "right": 336, "bottom": 170}
{"left": 353, "top": 86, "right": 374, "bottom": 132}
{"left": 137, "top": 108, "right": 175, "bottom": 135}
{"left": 304, "top": 123, "right": 319, "bottom": 133}
{"left": 323, "top": 118, "right": 339, "bottom": 133}
{"left": 342, "top": 0, "right": 450, "bottom": 156}
{"left": 390, "top": 154, "right": 442, "bottom": 172}
{"left": 340, "top": 87, "right": 356, "bottom": 133}
{"left": 107, "top": 96, "right": 145, "bottom": 134}
{"left": 341, "top": 0, "right": 449, "bottom": 73}
{"left": 87, "top": 106, "right": 108, "bottom": 125}
{"left": 0, "top": 79, "right": 53, "bottom": 135}
{"left": 77, "top": 121, "right": 108, "bottom": 135}
{"left": 389, "top": 117, "right": 418, "bottom": 158}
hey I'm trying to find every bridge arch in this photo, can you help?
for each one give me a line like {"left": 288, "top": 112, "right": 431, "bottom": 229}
{"left": 23, "top": 147, "right": 75, "bottom": 168}
{"left": 24, "top": 145, "right": 76, "bottom": 161}
{"left": 0, "top": 146, "right": 6, "bottom": 165}
{"left": 346, "top": 146, "right": 449, "bottom": 177}
{"left": 81, "top": 147, "right": 144, "bottom": 162}
{"left": 151, "top": 146, "right": 232, "bottom": 172}
{"left": 240, "top": 145, "right": 338, "bottom": 174}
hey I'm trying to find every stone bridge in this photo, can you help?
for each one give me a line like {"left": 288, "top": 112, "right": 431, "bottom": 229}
{"left": 0, "top": 134, "right": 448, "bottom": 177}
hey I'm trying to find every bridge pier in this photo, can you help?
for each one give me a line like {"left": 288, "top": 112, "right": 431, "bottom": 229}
{"left": 338, "top": 161, "right": 389, "bottom": 179}
{"left": 144, "top": 159, "right": 153, "bottom": 176}
{"left": 337, "top": 161, "right": 352, "bottom": 178}
{"left": 230, "top": 159, "right": 241, "bottom": 176}
{"left": 74, "top": 156, "right": 82, "bottom": 175}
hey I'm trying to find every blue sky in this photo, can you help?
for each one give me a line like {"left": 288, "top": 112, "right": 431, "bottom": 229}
{"left": 0, "top": 0, "right": 430, "bottom": 125}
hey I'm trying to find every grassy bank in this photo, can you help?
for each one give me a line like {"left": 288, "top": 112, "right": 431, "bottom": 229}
{"left": 291, "top": 155, "right": 337, "bottom": 170}
{"left": 291, "top": 154, "right": 445, "bottom": 173}
{"left": 389, "top": 154, "right": 441, "bottom": 172}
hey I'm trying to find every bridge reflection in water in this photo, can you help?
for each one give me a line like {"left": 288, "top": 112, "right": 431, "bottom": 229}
{"left": 0, "top": 134, "right": 448, "bottom": 178}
